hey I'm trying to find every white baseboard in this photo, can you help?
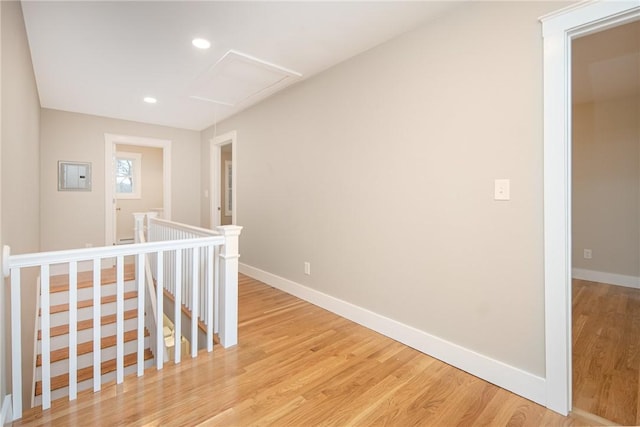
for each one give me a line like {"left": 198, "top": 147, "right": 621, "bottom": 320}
{"left": 2, "top": 394, "right": 13, "bottom": 424}
{"left": 239, "top": 263, "right": 546, "bottom": 407}
{"left": 572, "top": 268, "right": 640, "bottom": 289}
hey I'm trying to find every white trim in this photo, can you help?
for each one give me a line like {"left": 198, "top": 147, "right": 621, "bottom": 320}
{"left": 104, "top": 134, "right": 172, "bottom": 247}
{"left": 210, "top": 131, "right": 237, "bottom": 227}
{"left": 572, "top": 268, "right": 640, "bottom": 289}
{"left": 541, "top": 0, "right": 640, "bottom": 415}
{"left": 2, "top": 395, "right": 13, "bottom": 423}
{"left": 239, "top": 263, "right": 546, "bottom": 406}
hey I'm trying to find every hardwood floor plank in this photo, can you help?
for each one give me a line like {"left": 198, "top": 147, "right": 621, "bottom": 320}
{"left": 16, "top": 274, "right": 597, "bottom": 426}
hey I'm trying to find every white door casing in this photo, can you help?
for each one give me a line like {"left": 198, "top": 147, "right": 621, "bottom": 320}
{"left": 540, "top": 0, "right": 640, "bottom": 415}
{"left": 210, "top": 131, "right": 237, "bottom": 228}
{"left": 104, "top": 133, "right": 172, "bottom": 246}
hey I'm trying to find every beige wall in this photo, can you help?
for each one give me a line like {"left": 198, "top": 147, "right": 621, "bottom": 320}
{"left": 201, "top": 1, "right": 567, "bottom": 377}
{"left": 115, "top": 144, "right": 163, "bottom": 242}
{"left": 573, "top": 95, "right": 640, "bottom": 276}
{"left": 40, "top": 109, "right": 202, "bottom": 251}
{"left": 1, "top": 0, "right": 41, "bottom": 410}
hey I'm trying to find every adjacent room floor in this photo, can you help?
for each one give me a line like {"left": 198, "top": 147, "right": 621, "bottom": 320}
{"left": 573, "top": 279, "right": 640, "bottom": 425}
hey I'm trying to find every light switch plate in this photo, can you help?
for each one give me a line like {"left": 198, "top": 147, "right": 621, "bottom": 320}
{"left": 494, "top": 179, "right": 510, "bottom": 201}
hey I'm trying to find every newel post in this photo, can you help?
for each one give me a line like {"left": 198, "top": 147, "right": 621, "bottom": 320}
{"left": 4, "top": 245, "right": 23, "bottom": 419}
{"left": 215, "top": 225, "right": 243, "bottom": 348}
{"left": 133, "top": 213, "right": 146, "bottom": 243}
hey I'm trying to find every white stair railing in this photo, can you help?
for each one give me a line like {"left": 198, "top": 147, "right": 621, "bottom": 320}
{"left": 3, "top": 216, "right": 241, "bottom": 421}
{"left": 145, "top": 215, "right": 244, "bottom": 350}
{"left": 133, "top": 214, "right": 167, "bottom": 368}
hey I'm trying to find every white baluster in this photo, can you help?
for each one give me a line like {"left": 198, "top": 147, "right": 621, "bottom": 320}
{"left": 10, "top": 266, "right": 22, "bottom": 419}
{"left": 116, "top": 255, "right": 124, "bottom": 383}
{"left": 174, "top": 249, "right": 182, "bottom": 363}
{"left": 169, "top": 247, "right": 174, "bottom": 295}
{"left": 156, "top": 251, "right": 164, "bottom": 369}
{"left": 216, "top": 226, "right": 243, "bottom": 348}
{"left": 146, "top": 211, "right": 158, "bottom": 235}
{"left": 191, "top": 247, "right": 199, "bottom": 358}
{"left": 137, "top": 253, "right": 145, "bottom": 376}
{"left": 93, "top": 258, "right": 101, "bottom": 392}
{"left": 68, "top": 261, "right": 78, "bottom": 400}
{"left": 41, "top": 265, "right": 51, "bottom": 409}
{"left": 182, "top": 232, "right": 188, "bottom": 310}
{"left": 206, "top": 245, "right": 214, "bottom": 352}
{"left": 200, "top": 248, "right": 206, "bottom": 336}
{"left": 214, "top": 245, "right": 220, "bottom": 334}
{"left": 133, "top": 213, "right": 145, "bottom": 243}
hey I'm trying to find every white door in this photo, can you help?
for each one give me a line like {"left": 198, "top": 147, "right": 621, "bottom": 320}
{"left": 210, "top": 131, "right": 237, "bottom": 228}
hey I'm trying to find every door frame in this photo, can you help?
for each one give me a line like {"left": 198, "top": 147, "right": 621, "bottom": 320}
{"left": 541, "top": 0, "right": 640, "bottom": 415}
{"left": 210, "top": 131, "right": 237, "bottom": 227}
{"left": 104, "top": 133, "right": 172, "bottom": 246}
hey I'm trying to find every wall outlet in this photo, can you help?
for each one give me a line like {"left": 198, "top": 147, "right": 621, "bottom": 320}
{"left": 85, "top": 243, "right": 93, "bottom": 248}
{"left": 583, "top": 249, "right": 592, "bottom": 259}
{"left": 304, "top": 262, "right": 311, "bottom": 275}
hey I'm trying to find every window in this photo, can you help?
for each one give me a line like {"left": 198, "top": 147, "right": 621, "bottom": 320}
{"left": 115, "top": 152, "right": 142, "bottom": 199}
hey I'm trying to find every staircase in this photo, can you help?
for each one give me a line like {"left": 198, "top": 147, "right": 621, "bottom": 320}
{"left": 32, "top": 263, "right": 154, "bottom": 407}
{"left": 4, "top": 216, "right": 241, "bottom": 421}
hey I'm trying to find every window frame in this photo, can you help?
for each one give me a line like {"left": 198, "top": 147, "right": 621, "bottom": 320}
{"left": 115, "top": 151, "right": 142, "bottom": 199}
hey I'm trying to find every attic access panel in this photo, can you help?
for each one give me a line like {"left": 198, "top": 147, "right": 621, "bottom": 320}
{"left": 190, "top": 50, "right": 302, "bottom": 107}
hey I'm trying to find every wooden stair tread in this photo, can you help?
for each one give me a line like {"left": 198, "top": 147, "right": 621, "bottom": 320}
{"left": 34, "top": 349, "right": 153, "bottom": 396}
{"left": 49, "top": 263, "right": 136, "bottom": 294}
{"left": 45, "top": 291, "right": 138, "bottom": 315}
{"left": 36, "top": 329, "right": 149, "bottom": 366}
{"left": 38, "top": 309, "right": 139, "bottom": 339}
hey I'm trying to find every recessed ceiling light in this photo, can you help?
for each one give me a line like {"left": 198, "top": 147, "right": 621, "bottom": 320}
{"left": 143, "top": 97, "right": 157, "bottom": 104}
{"left": 192, "top": 38, "right": 211, "bottom": 49}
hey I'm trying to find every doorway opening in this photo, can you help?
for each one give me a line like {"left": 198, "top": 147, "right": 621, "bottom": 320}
{"left": 104, "top": 134, "right": 172, "bottom": 247}
{"left": 210, "top": 131, "right": 237, "bottom": 228}
{"left": 571, "top": 20, "right": 640, "bottom": 424}
{"left": 541, "top": 1, "right": 640, "bottom": 416}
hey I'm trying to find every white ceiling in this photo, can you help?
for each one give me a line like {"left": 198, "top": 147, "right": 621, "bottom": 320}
{"left": 21, "top": 1, "right": 457, "bottom": 131}
{"left": 573, "top": 20, "right": 640, "bottom": 104}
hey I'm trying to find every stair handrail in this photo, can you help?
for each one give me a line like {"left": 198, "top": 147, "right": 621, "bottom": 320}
{"left": 146, "top": 215, "right": 229, "bottom": 353}
{"left": 3, "top": 233, "right": 226, "bottom": 420}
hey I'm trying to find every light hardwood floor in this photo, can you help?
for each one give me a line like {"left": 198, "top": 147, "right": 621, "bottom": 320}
{"left": 14, "top": 275, "right": 601, "bottom": 426}
{"left": 573, "top": 279, "right": 640, "bottom": 425}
